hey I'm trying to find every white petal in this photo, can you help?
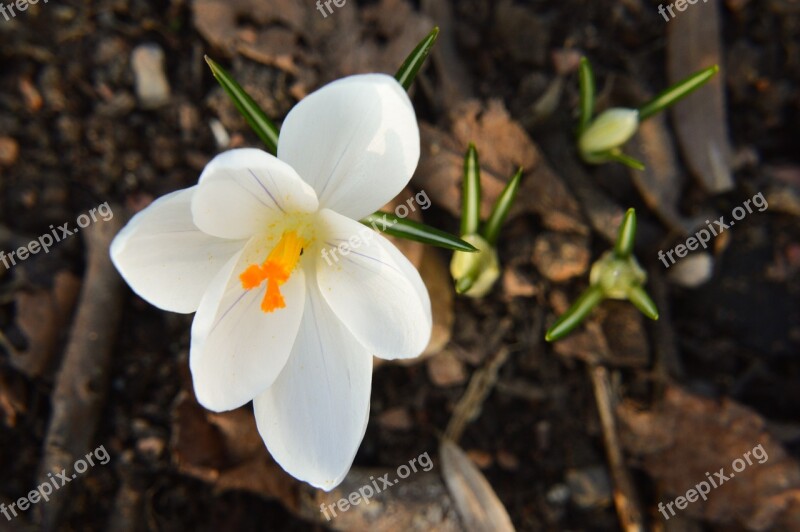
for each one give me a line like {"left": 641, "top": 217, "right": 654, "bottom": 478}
{"left": 192, "top": 148, "right": 319, "bottom": 240}
{"left": 110, "top": 187, "right": 244, "bottom": 314}
{"left": 190, "top": 237, "right": 306, "bottom": 412}
{"left": 253, "top": 280, "right": 372, "bottom": 491}
{"left": 277, "top": 74, "right": 420, "bottom": 219}
{"left": 314, "top": 209, "right": 431, "bottom": 360}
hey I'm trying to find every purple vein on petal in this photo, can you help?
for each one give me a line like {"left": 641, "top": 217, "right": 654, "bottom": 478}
{"left": 308, "top": 289, "right": 333, "bottom": 400}
{"left": 346, "top": 250, "right": 403, "bottom": 276}
{"left": 248, "top": 168, "right": 285, "bottom": 213}
{"left": 234, "top": 175, "right": 270, "bottom": 209}
{"left": 211, "top": 288, "right": 250, "bottom": 335}
{"left": 317, "top": 109, "right": 369, "bottom": 200}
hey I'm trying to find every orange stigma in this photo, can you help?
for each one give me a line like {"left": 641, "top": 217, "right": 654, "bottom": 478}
{"left": 239, "top": 230, "right": 307, "bottom": 312}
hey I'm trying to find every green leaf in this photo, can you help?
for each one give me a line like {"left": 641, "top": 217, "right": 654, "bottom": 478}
{"left": 627, "top": 285, "right": 659, "bottom": 320}
{"left": 361, "top": 212, "right": 478, "bottom": 252}
{"left": 455, "top": 276, "right": 477, "bottom": 294}
{"left": 395, "top": 27, "right": 440, "bottom": 91}
{"left": 461, "top": 144, "right": 481, "bottom": 236}
{"left": 614, "top": 208, "right": 637, "bottom": 258}
{"left": 205, "top": 55, "right": 280, "bottom": 154}
{"left": 605, "top": 149, "right": 646, "bottom": 170}
{"left": 637, "top": 64, "right": 719, "bottom": 121}
{"left": 481, "top": 167, "right": 523, "bottom": 246}
{"left": 545, "top": 285, "right": 604, "bottom": 342}
{"left": 578, "top": 57, "right": 596, "bottom": 135}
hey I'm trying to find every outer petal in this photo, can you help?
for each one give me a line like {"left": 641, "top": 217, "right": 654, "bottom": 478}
{"left": 190, "top": 237, "right": 306, "bottom": 412}
{"left": 253, "top": 280, "right": 372, "bottom": 491}
{"left": 277, "top": 74, "right": 420, "bottom": 220}
{"left": 192, "top": 148, "right": 319, "bottom": 240}
{"left": 315, "top": 209, "right": 431, "bottom": 360}
{"left": 110, "top": 187, "right": 244, "bottom": 314}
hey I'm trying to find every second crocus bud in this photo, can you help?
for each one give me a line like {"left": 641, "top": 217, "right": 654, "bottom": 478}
{"left": 450, "top": 233, "right": 500, "bottom": 297}
{"left": 578, "top": 107, "right": 639, "bottom": 161}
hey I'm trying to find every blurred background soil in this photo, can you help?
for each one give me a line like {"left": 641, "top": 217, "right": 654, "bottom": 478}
{"left": 1, "top": 0, "right": 799, "bottom": 530}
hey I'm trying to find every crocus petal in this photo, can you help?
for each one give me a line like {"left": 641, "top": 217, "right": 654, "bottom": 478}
{"left": 193, "top": 148, "right": 319, "bottom": 240}
{"left": 277, "top": 74, "right": 420, "bottom": 220}
{"left": 253, "top": 280, "right": 372, "bottom": 491}
{"left": 110, "top": 187, "right": 244, "bottom": 314}
{"left": 315, "top": 209, "right": 431, "bottom": 360}
{"left": 190, "top": 237, "right": 306, "bottom": 412}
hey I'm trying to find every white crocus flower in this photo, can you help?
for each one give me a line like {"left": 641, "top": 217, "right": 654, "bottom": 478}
{"left": 110, "top": 74, "right": 432, "bottom": 490}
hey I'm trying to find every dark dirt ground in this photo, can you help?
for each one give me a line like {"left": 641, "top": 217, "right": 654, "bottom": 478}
{"left": 1, "top": 0, "right": 799, "bottom": 531}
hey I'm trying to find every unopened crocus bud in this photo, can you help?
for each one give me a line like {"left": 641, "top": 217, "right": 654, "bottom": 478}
{"left": 450, "top": 234, "right": 500, "bottom": 298}
{"left": 589, "top": 250, "right": 646, "bottom": 300}
{"left": 579, "top": 108, "right": 639, "bottom": 156}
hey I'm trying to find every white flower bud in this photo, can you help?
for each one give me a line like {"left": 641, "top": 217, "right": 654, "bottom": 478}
{"left": 579, "top": 108, "right": 639, "bottom": 155}
{"left": 450, "top": 234, "right": 500, "bottom": 298}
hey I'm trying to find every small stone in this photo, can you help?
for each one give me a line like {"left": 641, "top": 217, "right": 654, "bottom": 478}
{"left": 496, "top": 450, "right": 519, "bottom": 471}
{"left": 0, "top": 137, "right": 20, "bottom": 166}
{"left": 667, "top": 252, "right": 714, "bottom": 288}
{"left": 131, "top": 44, "right": 171, "bottom": 109}
{"left": 137, "top": 436, "right": 166, "bottom": 459}
{"left": 209, "top": 118, "right": 230, "bottom": 149}
{"left": 378, "top": 407, "right": 413, "bottom": 431}
{"left": 566, "top": 466, "right": 612, "bottom": 509}
{"left": 532, "top": 232, "right": 591, "bottom": 282}
{"left": 546, "top": 483, "right": 570, "bottom": 505}
{"left": 502, "top": 266, "right": 537, "bottom": 297}
{"left": 426, "top": 350, "right": 467, "bottom": 387}
{"left": 466, "top": 449, "right": 493, "bottom": 469}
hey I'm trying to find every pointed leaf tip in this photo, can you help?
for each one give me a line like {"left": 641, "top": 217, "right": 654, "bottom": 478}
{"left": 205, "top": 55, "right": 280, "bottom": 153}
{"left": 395, "top": 27, "right": 440, "bottom": 90}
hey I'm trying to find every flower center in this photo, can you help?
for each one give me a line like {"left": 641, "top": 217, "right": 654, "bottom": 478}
{"left": 239, "top": 230, "right": 307, "bottom": 313}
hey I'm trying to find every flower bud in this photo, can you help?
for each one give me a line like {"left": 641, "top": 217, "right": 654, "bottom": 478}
{"left": 579, "top": 108, "right": 639, "bottom": 155}
{"left": 450, "top": 234, "right": 500, "bottom": 298}
{"left": 589, "top": 250, "right": 646, "bottom": 300}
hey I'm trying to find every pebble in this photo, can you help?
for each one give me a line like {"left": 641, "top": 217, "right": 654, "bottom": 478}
{"left": 532, "top": 232, "right": 591, "bottom": 282}
{"left": 426, "top": 350, "right": 467, "bottom": 387}
{"left": 667, "top": 252, "right": 714, "bottom": 288}
{"left": 566, "top": 466, "right": 612, "bottom": 509}
{"left": 0, "top": 137, "right": 20, "bottom": 166}
{"left": 377, "top": 407, "right": 413, "bottom": 431}
{"left": 131, "top": 44, "right": 171, "bottom": 109}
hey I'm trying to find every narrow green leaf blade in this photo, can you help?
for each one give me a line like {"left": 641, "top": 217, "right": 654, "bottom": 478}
{"left": 614, "top": 208, "right": 637, "bottom": 258}
{"left": 461, "top": 144, "right": 481, "bottom": 236}
{"left": 638, "top": 64, "right": 719, "bottom": 121}
{"left": 605, "top": 150, "right": 646, "bottom": 170}
{"left": 545, "top": 285, "right": 604, "bottom": 342}
{"left": 628, "top": 285, "right": 659, "bottom": 320}
{"left": 361, "top": 212, "right": 478, "bottom": 252}
{"left": 481, "top": 167, "right": 523, "bottom": 246}
{"left": 205, "top": 55, "right": 280, "bottom": 154}
{"left": 578, "top": 57, "right": 596, "bottom": 135}
{"left": 395, "top": 27, "right": 440, "bottom": 91}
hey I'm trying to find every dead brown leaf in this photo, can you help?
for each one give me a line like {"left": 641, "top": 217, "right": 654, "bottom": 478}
{"left": 618, "top": 385, "right": 800, "bottom": 530}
